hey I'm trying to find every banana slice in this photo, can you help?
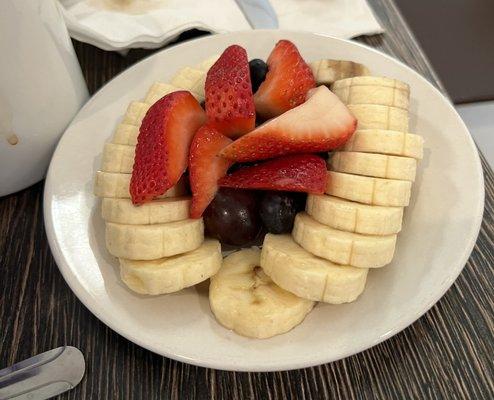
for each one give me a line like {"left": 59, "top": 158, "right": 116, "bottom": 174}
{"left": 306, "top": 194, "right": 403, "bottom": 235}
{"left": 333, "top": 76, "right": 409, "bottom": 91}
{"left": 171, "top": 67, "right": 206, "bottom": 101}
{"left": 105, "top": 218, "right": 204, "bottom": 260}
{"left": 326, "top": 171, "right": 412, "bottom": 207}
{"left": 209, "top": 248, "right": 315, "bottom": 339}
{"left": 261, "top": 234, "right": 368, "bottom": 303}
{"left": 101, "top": 197, "right": 191, "bottom": 224}
{"left": 348, "top": 104, "right": 409, "bottom": 132}
{"left": 122, "top": 101, "right": 150, "bottom": 127}
{"left": 330, "top": 151, "right": 417, "bottom": 182}
{"left": 195, "top": 55, "right": 219, "bottom": 72}
{"left": 144, "top": 82, "right": 179, "bottom": 105}
{"left": 112, "top": 123, "right": 139, "bottom": 146}
{"left": 343, "top": 129, "right": 424, "bottom": 159}
{"left": 332, "top": 76, "right": 409, "bottom": 109}
{"left": 119, "top": 239, "right": 222, "bottom": 295}
{"left": 94, "top": 171, "right": 188, "bottom": 199}
{"left": 101, "top": 143, "right": 135, "bottom": 173}
{"left": 309, "top": 59, "right": 370, "bottom": 86}
{"left": 292, "top": 213, "right": 396, "bottom": 268}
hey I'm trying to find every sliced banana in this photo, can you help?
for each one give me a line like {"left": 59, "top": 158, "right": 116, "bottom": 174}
{"left": 144, "top": 82, "right": 179, "bottom": 105}
{"left": 122, "top": 101, "right": 150, "bottom": 127}
{"left": 261, "top": 234, "right": 368, "bottom": 304}
{"left": 309, "top": 59, "right": 370, "bottom": 86}
{"left": 330, "top": 151, "right": 417, "bottom": 182}
{"left": 112, "top": 123, "right": 139, "bottom": 146}
{"left": 343, "top": 129, "right": 424, "bottom": 159}
{"left": 209, "top": 248, "right": 315, "bottom": 339}
{"left": 101, "top": 197, "right": 191, "bottom": 225}
{"left": 292, "top": 213, "right": 396, "bottom": 268}
{"left": 306, "top": 194, "right": 403, "bottom": 235}
{"left": 326, "top": 171, "right": 412, "bottom": 207}
{"left": 348, "top": 104, "right": 409, "bottom": 132}
{"left": 106, "top": 218, "right": 204, "bottom": 260}
{"left": 333, "top": 76, "right": 409, "bottom": 91}
{"left": 94, "top": 171, "right": 188, "bottom": 199}
{"left": 332, "top": 76, "right": 409, "bottom": 109}
{"left": 100, "top": 143, "right": 135, "bottom": 173}
{"left": 171, "top": 67, "right": 206, "bottom": 101}
{"left": 195, "top": 55, "right": 219, "bottom": 72}
{"left": 120, "top": 239, "right": 222, "bottom": 295}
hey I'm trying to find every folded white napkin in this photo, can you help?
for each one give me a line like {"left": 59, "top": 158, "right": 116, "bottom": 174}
{"left": 59, "top": 0, "right": 383, "bottom": 51}
{"left": 272, "top": 0, "right": 383, "bottom": 39}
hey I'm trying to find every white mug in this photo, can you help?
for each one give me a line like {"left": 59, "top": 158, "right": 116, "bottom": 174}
{"left": 0, "top": 0, "right": 88, "bottom": 197}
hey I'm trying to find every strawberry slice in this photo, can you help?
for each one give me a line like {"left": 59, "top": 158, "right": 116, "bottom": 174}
{"left": 221, "top": 86, "right": 357, "bottom": 162}
{"left": 218, "top": 154, "right": 326, "bottom": 194}
{"left": 254, "top": 40, "right": 315, "bottom": 119}
{"left": 205, "top": 45, "right": 255, "bottom": 138}
{"left": 189, "top": 125, "right": 233, "bottom": 218}
{"left": 130, "top": 91, "right": 206, "bottom": 205}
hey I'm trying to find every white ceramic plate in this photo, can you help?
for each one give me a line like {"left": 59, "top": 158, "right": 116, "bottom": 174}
{"left": 44, "top": 31, "right": 484, "bottom": 372}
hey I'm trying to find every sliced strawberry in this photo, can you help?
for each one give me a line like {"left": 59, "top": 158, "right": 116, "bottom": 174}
{"left": 254, "top": 40, "right": 315, "bottom": 119}
{"left": 205, "top": 45, "right": 255, "bottom": 138}
{"left": 218, "top": 154, "right": 326, "bottom": 194}
{"left": 189, "top": 125, "right": 233, "bottom": 218}
{"left": 221, "top": 86, "right": 357, "bottom": 162}
{"left": 130, "top": 91, "right": 206, "bottom": 205}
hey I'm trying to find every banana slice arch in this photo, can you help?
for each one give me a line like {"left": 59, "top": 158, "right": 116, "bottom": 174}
{"left": 306, "top": 194, "right": 403, "bottom": 235}
{"left": 261, "top": 234, "right": 368, "bottom": 304}
{"left": 292, "top": 213, "right": 396, "bottom": 268}
{"left": 210, "top": 248, "right": 315, "bottom": 339}
{"left": 120, "top": 239, "right": 222, "bottom": 295}
{"left": 105, "top": 218, "right": 204, "bottom": 260}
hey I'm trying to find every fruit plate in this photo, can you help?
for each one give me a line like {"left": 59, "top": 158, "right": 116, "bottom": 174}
{"left": 44, "top": 30, "right": 484, "bottom": 372}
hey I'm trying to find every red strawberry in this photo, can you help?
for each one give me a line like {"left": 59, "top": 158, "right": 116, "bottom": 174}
{"left": 221, "top": 86, "right": 357, "bottom": 162}
{"left": 205, "top": 45, "right": 255, "bottom": 138}
{"left": 189, "top": 125, "right": 233, "bottom": 218}
{"left": 254, "top": 40, "right": 315, "bottom": 119}
{"left": 130, "top": 91, "right": 206, "bottom": 205}
{"left": 218, "top": 154, "right": 326, "bottom": 194}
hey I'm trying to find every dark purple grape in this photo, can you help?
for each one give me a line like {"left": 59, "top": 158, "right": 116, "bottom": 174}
{"left": 204, "top": 188, "right": 262, "bottom": 246}
{"left": 259, "top": 192, "right": 307, "bottom": 234}
{"left": 249, "top": 59, "right": 268, "bottom": 93}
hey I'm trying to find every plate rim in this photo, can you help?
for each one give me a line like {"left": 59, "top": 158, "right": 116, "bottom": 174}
{"left": 43, "top": 30, "right": 485, "bottom": 372}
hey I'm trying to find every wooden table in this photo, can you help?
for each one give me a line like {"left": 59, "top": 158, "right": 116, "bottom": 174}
{"left": 1, "top": 0, "right": 493, "bottom": 398}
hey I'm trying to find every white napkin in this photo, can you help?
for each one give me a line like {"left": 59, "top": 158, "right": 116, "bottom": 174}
{"left": 59, "top": 0, "right": 383, "bottom": 52}
{"left": 272, "top": 0, "right": 383, "bottom": 39}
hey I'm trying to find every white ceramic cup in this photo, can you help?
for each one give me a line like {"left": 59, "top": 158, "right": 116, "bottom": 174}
{"left": 0, "top": 0, "right": 88, "bottom": 197}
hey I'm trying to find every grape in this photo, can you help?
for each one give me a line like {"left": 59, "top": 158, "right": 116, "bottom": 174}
{"left": 259, "top": 192, "right": 306, "bottom": 234}
{"left": 204, "top": 188, "right": 261, "bottom": 246}
{"left": 249, "top": 59, "right": 268, "bottom": 93}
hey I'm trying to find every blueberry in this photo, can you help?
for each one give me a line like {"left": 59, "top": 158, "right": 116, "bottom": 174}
{"left": 249, "top": 59, "right": 268, "bottom": 93}
{"left": 259, "top": 192, "right": 307, "bottom": 234}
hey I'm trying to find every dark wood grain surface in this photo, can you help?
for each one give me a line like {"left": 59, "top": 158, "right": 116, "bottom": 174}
{"left": 1, "top": 0, "right": 493, "bottom": 399}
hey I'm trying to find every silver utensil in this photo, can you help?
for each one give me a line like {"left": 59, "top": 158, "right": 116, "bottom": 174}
{"left": 235, "top": 0, "right": 279, "bottom": 29}
{"left": 0, "top": 346, "right": 85, "bottom": 400}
